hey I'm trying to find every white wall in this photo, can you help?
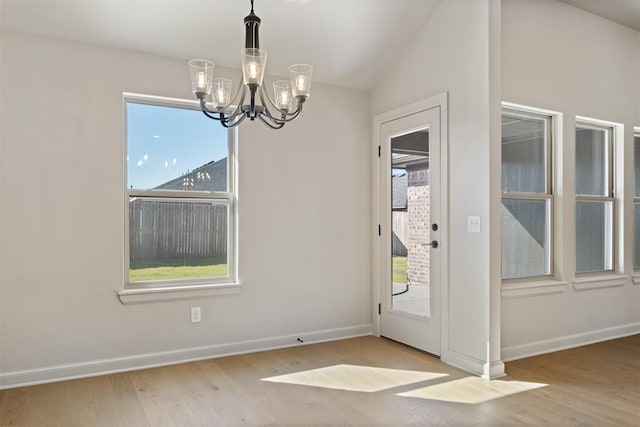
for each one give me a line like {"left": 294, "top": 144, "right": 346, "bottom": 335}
{"left": 0, "top": 31, "right": 372, "bottom": 387}
{"left": 371, "top": 0, "right": 504, "bottom": 377}
{"left": 501, "top": 0, "right": 640, "bottom": 360}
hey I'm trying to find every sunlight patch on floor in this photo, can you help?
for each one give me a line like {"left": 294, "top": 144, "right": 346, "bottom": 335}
{"left": 262, "top": 364, "right": 448, "bottom": 393}
{"left": 397, "top": 376, "right": 547, "bottom": 404}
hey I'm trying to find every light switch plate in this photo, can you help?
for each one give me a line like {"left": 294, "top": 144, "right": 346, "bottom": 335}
{"left": 191, "top": 306, "right": 201, "bottom": 323}
{"left": 468, "top": 216, "right": 481, "bottom": 233}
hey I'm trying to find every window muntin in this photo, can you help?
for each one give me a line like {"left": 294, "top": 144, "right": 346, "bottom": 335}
{"left": 125, "top": 95, "right": 235, "bottom": 287}
{"left": 575, "top": 121, "right": 614, "bottom": 274}
{"left": 501, "top": 108, "right": 552, "bottom": 280}
{"left": 635, "top": 131, "right": 640, "bottom": 270}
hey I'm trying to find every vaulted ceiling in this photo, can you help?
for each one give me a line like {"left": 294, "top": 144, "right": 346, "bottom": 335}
{"left": 0, "top": 0, "right": 441, "bottom": 90}
{"left": 1, "top": 0, "right": 637, "bottom": 91}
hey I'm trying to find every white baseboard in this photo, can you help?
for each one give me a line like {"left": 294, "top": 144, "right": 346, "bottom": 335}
{"left": 441, "top": 350, "right": 485, "bottom": 376}
{"left": 482, "top": 360, "right": 506, "bottom": 379}
{"left": 502, "top": 322, "right": 640, "bottom": 362}
{"left": 0, "top": 324, "right": 373, "bottom": 390}
{"left": 442, "top": 350, "right": 506, "bottom": 379}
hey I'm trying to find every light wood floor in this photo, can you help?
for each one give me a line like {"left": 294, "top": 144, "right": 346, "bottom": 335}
{"left": 1, "top": 335, "right": 638, "bottom": 426}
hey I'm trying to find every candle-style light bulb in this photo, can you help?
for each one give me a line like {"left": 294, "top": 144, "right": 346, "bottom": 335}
{"left": 217, "top": 89, "right": 225, "bottom": 103}
{"left": 248, "top": 62, "right": 259, "bottom": 79}
{"left": 211, "top": 78, "right": 232, "bottom": 109}
{"left": 296, "top": 75, "right": 306, "bottom": 91}
{"left": 197, "top": 72, "right": 206, "bottom": 91}
{"left": 280, "top": 91, "right": 290, "bottom": 106}
{"left": 273, "top": 80, "right": 293, "bottom": 110}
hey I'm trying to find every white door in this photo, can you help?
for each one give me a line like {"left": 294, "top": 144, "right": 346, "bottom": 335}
{"left": 379, "top": 106, "right": 441, "bottom": 355}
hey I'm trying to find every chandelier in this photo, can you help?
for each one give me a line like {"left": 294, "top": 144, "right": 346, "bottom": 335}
{"left": 188, "top": 0, "right": 313, "bottom": 129}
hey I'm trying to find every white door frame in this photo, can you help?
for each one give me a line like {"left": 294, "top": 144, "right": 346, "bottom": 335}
{"left": 372, "top": 92, "right": 449, "bottom": 355}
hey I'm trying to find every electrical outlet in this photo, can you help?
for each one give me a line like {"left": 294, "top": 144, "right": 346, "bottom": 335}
{"left": 468, "top": 216, "right": 481, "bottom": 233}
{"left": 191, "top": 306, "right": 201, "bottom": 323}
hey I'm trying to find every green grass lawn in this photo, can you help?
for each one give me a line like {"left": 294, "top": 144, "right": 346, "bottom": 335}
{"left": 393, "top": 256, "right": 407, "bottom": 283}
{"left": 130, "top": 257, "right": 227, "bottom": 282}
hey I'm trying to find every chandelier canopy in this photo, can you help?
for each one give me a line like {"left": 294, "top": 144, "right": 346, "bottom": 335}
{"left": 189, "top": 0, "right": 313, "bottom": 129}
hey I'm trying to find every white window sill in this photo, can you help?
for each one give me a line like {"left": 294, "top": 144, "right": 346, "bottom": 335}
{"left": 501, "top": 280, "right": 567, "bottom": 299}
{"left": 572, "top": 274, "right": 627, "bottom": 291}
{"left": 118, "top": 283, "right": 242, "bottom": 304}
{"left": 633, "top": 274, "right": 640, "bottom": 285}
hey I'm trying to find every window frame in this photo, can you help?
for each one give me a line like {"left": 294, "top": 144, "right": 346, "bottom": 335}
{"left": 501, "top": 104, "right": 555, "bottom": 282}
{"left": 574, "top": 117, "right": 616, "bottom": 276}
{"left": 122, "top": 93, "right": 238, "bottom": 291}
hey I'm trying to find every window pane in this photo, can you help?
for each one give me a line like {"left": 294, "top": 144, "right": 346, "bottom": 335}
{"left": 129, "top": 198, "right": 228, "bottom": 282}
{"left": 501, "top": 198, "right": 551, "bottom": 279}
{"left": 127, "top": 102, "right": 228, "bottom": 191}
{"left": 635, "top": 204, "right": 640, "bottom": 269}
{"left": 576, "top": 200, "right": 613, "bottom": 273}
{"left": 635, "top": 134, "right": 640, "bottom": 198}
{"left": 502, "top": 113, "right": 546, "bottom": 193}
{"left": 576, "top": 126, "right": 609, "bottom": 196}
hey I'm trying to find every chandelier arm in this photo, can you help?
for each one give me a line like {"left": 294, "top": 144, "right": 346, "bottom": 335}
{"left": 258, "top": 86, "right": 287, "bottom": 116}
{"left": 220, "top": 79, "right": 247, "bottom": 113}
{"left": 257, "top": 88, "right": 303, "bottom": 124}
{"left": 200, "top": 87, "right": 248, "bottom": 123}
{"left": 199, "top": 100, "right": 225, "bottom": 121}
{"left": 199, "top": 101, "right": 248, "bottom": 123}
{"left": 257, "top": 113, "right": 286, "bottom": 129}
{"left": 199, "top": 98, "right": 244, "bottom": 121}
{"left": 220, "top": 105, "right": 248, "bottom": 122}
{"left": 279, "top": 103, "right": 303, "bottom": 122}
{"left": 258, "top": 86, "right": 301, "bottom": 118}
{"left": 221, "top": 112, "right": 248, "bottom": 129}
{"left": 266, "top": 103, "right": 303, "bottom": 124}
{"left": 218, "top": 86, "right": 248, "bottom": 121}
{"left": 257, "top": 88, "right": 278, "bottom": 121}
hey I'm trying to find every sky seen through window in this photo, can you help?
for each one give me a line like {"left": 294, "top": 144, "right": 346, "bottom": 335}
{"left": 127, "top": 102, "right": 228, "bottom": 189}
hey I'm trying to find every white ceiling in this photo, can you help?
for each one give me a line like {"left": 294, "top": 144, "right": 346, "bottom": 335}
{"left": 1, "top": 0, "right": 638, "bottom": 91}
{"left": 0, "top": 0, "right": 441, "bottom": 90}
{"left": 559, "top": 0, "right": 640, "bottom": 32}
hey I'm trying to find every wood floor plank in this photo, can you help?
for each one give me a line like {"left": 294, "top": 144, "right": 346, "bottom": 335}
{"left": 1, "top": 334, "right": 638, "bottom": 426}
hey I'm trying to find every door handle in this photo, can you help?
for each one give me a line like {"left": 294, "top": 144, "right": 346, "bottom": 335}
{"left": 421, "top": 240, "right": 439, "bottom": 249}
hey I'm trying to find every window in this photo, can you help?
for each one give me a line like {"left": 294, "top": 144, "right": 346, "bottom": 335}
{"left": 575, "top": 120, "right": 614, "bottom": 274}
{"left": 125, "top": 94, "right": 235, "bottom": 287}
{"left": 501, "top": 107, "right": 553, "bottom": 280}
{"left": 635, "top": 129, "right": 640, "bottom": 270}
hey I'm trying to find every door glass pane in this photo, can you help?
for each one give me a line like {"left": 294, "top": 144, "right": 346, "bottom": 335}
{"left": 501, "top": 198, "right": 551, "bottom": 279}
{"left": 390, "top": 130, "right": 429, "bottom": 317}
{"left": 635, "top": 135, "right": 639, "bottom": 269}
{"left": 576, "top": 125, "right": 609, "bottom": 196}
{"left": 576, "top": 200, "right": 613, "bottom": 273}
{"left": 501, "top": 113, "right": 546, "bottom": 193}
{"left": 635, "top": 204, "right": 640, "bottom": 269}
{"left": 635, "top": 134, "right": 640, "bottom": 198}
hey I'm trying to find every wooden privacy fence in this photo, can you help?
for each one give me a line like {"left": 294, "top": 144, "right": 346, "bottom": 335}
{"left": 129, "top": 200, "right": 227, "bottom": 261}
{"left": 392, "top": 211, "right": 408, "bottom": 256}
